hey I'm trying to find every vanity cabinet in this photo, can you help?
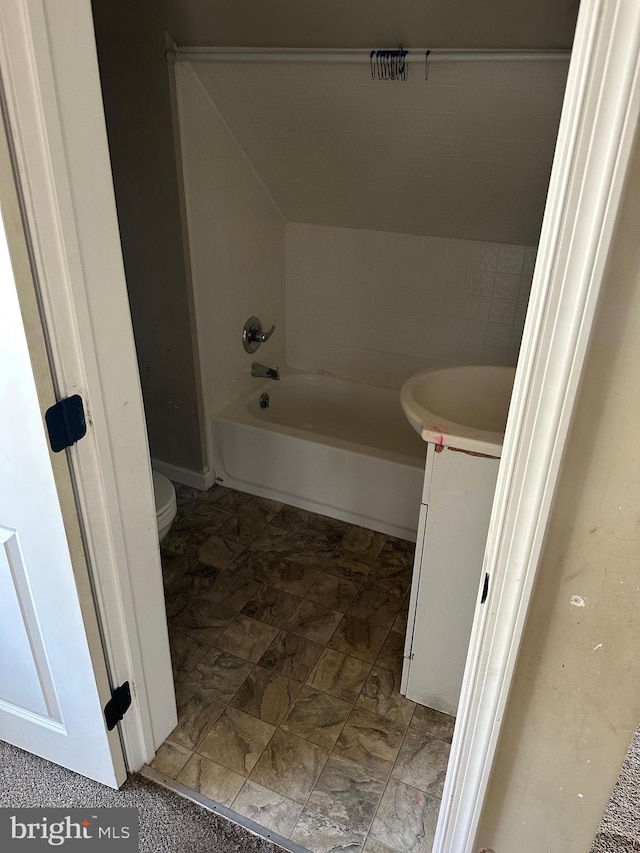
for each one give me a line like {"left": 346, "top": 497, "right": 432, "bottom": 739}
{"left": 401, "top": 443, "right": 499, "bottom": 715}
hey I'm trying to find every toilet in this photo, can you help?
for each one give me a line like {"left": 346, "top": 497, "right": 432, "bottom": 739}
{"left": 152, "top": 470, "right": 177, "bottom": 543}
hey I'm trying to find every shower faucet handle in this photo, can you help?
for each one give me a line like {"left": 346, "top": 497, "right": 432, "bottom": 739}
{"left": 243, "top": 316, "right": 276, "bottom": 353}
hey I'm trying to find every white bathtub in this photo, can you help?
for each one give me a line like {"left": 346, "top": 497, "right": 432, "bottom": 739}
{"left": 211, "top": 371, "right": 426, "bottom": 540}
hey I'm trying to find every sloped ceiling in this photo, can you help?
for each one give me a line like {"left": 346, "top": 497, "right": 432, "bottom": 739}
{"left": 93, "top": 0, "right": 579, "bottom": 50}
{"left": 164, "top": 0, "right": 579, "bottom": 50}
{"left": 190, "top": 57, "right": 567, "bottom": 243}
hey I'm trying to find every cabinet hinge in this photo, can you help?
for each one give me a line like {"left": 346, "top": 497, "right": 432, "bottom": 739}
{"left": 104, "top": 681, "right": 132, "bottom": 731}
{"left": 45, "top": 394, "right": 87, "bottom": 452}
{"left": 481, "top": 572, "right": 490, "bottom": 604}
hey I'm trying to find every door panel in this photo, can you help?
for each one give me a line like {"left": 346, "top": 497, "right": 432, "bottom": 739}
{"left": 0, "top": 121, "right": 126, "bottom": 787}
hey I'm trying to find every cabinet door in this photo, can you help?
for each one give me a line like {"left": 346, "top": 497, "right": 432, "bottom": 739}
{"left": 403, "top": 448, "right": 499, "bottom": 715}
{"left": 401, "top": 502, "right": 429, "bottom": 696}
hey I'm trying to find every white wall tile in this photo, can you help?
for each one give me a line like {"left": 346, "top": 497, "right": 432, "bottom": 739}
{"left": 286, "top": 223, "right": 534, "bottom": 388}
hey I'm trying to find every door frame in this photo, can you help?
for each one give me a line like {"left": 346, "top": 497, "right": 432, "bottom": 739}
{"left": 434, "top": 1, "right": 640, "bottom": 849}
{"left": 1, "top": 0, "right": 639, "bottom": 844}
{"left": 0, "top": 0, "right": 177, "bottom": 772}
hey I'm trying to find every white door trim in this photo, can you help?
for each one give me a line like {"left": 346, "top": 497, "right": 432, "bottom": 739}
{"left": 434, "top": 1, "right": 640, "bottom": 850}
{"left": 0, "top": 0, "right": 177, "bottom": 771}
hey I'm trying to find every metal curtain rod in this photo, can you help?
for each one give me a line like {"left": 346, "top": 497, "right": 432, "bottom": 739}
{"left": 169, "top": 47, "right": 570, "bottom": 64}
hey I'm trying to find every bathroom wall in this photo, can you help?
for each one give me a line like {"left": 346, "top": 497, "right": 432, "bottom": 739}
{"left": 92, "top": 4, "right": 207, "bottom": 473}
{"left": 286, "top": 223, "right": 535, "bottom": 387}
{"left": 177, "top": 63, "right": 286, "bottom": 416}
{"left": 192, "top": 58, "right": 567, "bottom": 245}
{"left": 477, "top": 130, "right": 640, "bottom": 853}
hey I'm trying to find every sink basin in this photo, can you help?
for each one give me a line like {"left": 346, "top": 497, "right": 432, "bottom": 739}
{"left": 400, "top": 365, "right": 516, "bottom": 457}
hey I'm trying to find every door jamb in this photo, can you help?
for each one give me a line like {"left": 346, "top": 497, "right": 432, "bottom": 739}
{"left": 433, "top": 1, "right": 640, "bottom": 849}
{"left": 0, "top": 0, "right": 177, "bottom": 771}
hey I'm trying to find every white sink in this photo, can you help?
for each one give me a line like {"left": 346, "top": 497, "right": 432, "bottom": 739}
{"left": 400, "top": 365, "right": 516, "bottom": 457}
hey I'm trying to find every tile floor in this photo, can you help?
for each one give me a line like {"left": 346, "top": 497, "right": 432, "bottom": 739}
{"left": 152, "top": 484, "right": 455, "bottom": 853}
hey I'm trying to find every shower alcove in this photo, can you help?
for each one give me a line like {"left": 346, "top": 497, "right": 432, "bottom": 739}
{"left": 93, "top": 10, "right": 574, "bottom": 850}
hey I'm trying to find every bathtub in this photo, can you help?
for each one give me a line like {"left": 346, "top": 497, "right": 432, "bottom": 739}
{"left": 211, "top": 371, "right": 426, "bottom": 540}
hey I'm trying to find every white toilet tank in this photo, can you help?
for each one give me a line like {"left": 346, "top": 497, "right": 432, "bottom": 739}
{"left": 152, "top": 471, "right": 177, "bottom": 543}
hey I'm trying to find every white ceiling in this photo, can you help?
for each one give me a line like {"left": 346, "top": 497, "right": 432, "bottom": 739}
{"left": 190, "top": 57, "right": 568, "bottom": 243}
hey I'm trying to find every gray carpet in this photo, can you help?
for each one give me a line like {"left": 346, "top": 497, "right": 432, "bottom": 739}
{"left": 0, "top": 740, "right": 281, "bottom": 853}
{"left": 592, "top": 728, "right": 640, "bottom": 852}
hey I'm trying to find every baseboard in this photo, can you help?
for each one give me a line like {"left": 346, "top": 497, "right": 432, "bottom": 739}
{"left": 151, "top": 458, "right": 216, "bottom": 491}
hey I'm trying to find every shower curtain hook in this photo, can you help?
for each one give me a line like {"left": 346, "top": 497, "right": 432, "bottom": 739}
{"left": 425, "top": 49, "right": 431, "bottom": 82}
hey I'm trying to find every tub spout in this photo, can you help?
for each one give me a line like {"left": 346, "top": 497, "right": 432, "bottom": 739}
{"left": 252, "top": 363, "right": 280, "bottom": 380}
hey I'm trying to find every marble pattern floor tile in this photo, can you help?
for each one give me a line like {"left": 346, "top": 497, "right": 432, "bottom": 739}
{"left": 250, "top": 527, "right": 301, "bottom": 553}
{"left": 214, "top": 614, "right": 279, "bottom": 663}
{"left": 268, "top": 561, "right": 320, "bottom": 597}
{"left": 177, "top": 753, "right": 245, "bottom": 807}
{"left": 237, "top": 496, "right": 284, "bottom": 525}
{"left": 291, "top": 809, "right": 366, "bottom": 853}
{"left": 150, "top": 740, "right": 192, "bottom": 778}
{"left": 306, "top": 649, "right": 372, "bottom": 704}
{"left": 160, "top": 551, "right": 185, "bottom": 581}
{"left": 334, "top": 706, "right": 406, "bottom": 775}
{"left": 391, "top": 729, "right": 451, "bottom": 797}
{"left": 271, "top": 505, "right": 314, "bottom": 533}
{"left": 211, "top": 489, "right": 252, "bottom": 514}
{"left": 281, "top": 686, "right": 352, "bottom": 750}
{"left": 329, "top": 615, "right": 388, "bottom": 664}
{"left": 305, "top": 573, "right": 360, "bottom": 612}
{"left": 357, "top": 667, "right": 415, "bottom": 726}
{"left": 339, "top": 527, "right": 388, "bottom": 564}
{"left": 391, "top": 604, "right": 409, "bottom": 635}
{"left": 348, "top": 584, "right": 402, "bottom": 630}
{"left": 174, "top": 599, "right": 235, "bottom": 646}
{"left": 230, "top": 666, "right": 301, "bottom": 726}
{"left": 183, "top": 648, "right": 254, "bottom": 704}
{"left": 241, "top": 585, "right": 301, "bottom": 627}
{"left": 201, "top": 571, "right": 261, "bottom": 611}
{"left": 232, "top": 549, "right": 289, "bottom": 583}
{"left": 182, "top": 503, "right": 233, "bottom": 535}
{"left": 309, "top": 515, "right": 352, "bottom": 535}
{"left": 162, "top": 570, "right": 200, "bottom": 622}
{"left": 410, "top": 705, "right": 456, "bottom": 743}
{"left": 232, "top": 780, "right": 304, "bottom": 837}
{"left": 197, "top": 534, "right": 246, "bottom": 570}
{"left": 362, "top": 838, "right": 397, "bottom": 853}
{"left": 375, "top": 631, "right": 405, "bottom": 675}
{"left": 287, "top": 530, "right": 343, "bottom": 569}
{"left": 285, "top": 599, "right": 343, "bottom": 645}
{"left": 215, "top": 513, "right": 266, "bottom": 545}
{"left": 160, "top": 485, "right": 450, "bottom": 853}
{"left": 259, "top": 630, "right": 324, "bottom": 682}
{"left": 307, "top": 755, "right": 387, "bottom": 834}
{"left": 168, "top": 630, "right": 209, "bottom": 685}
{"left": 250, "top": 729, "right": 329, "bottom": 803}
{"left": 367, "top": 559, "right": 412, "bottom": 598}
{"left": 370, "top": 778, "right": 440, "bottom": 853}
{"left": 324, "top": 553, "right": 372, "bottom": 583}
{"left": 197, "top": 706, "right": 275, "bottom": 776}
{"left": 170, "top": 684, "right": 225, "bottom": 751}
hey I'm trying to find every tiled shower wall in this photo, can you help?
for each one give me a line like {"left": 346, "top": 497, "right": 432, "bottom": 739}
{"left": 286, "top": 223, "right": 535, "bottom": 389}
{"left": 177, "top": 63, "right": 286, "bottom": 415}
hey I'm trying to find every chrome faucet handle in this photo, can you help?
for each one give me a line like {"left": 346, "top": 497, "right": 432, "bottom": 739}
{"left": 242, "top": 316, "right": 276, "bottom": 353}
{"left": 258, "top": 324, "right": 276, "bottom": 343}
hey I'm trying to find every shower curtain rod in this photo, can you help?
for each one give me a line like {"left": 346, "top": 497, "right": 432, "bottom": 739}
{"left": 169, "top": 47, "right": 570, "bottom": 64}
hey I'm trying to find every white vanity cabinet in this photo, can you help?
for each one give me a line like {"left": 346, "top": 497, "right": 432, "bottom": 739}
{"left": 401, "top": 442, "right": 500, "bottom": 715}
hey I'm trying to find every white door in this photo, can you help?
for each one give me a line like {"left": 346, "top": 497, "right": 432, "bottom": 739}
{"left": 0, "top": 166, "right": 127, "bottom": 787}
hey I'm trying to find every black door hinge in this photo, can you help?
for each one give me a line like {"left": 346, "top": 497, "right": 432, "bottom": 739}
{"left": 104, "top": 681, "right": 131, "bottom": 731}
{"left": 45, "top": 395, "right": 87, "bottom": 452}
{"left": 481, "top": 572, "right": 490, "bottom": 604}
